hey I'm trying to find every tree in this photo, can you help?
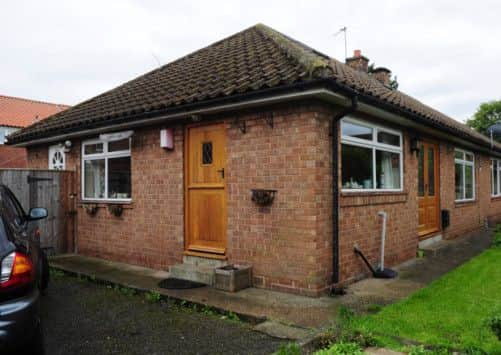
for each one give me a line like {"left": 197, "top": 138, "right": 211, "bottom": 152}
{"left": 367, "top": 63, "right": 399, "bottom": 90}
{"left": 466, "top": 100, "right": 501, "bottom": 137}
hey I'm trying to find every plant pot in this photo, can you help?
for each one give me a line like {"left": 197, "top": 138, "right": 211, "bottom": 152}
{"left": 108, "top": 204, "right": 124, "bottom": 217}
{"left": 83, "top": 204, "right": 98, "bottom": 216}
{"left": 214, "top": 264, "right": 252, "bottom": 292}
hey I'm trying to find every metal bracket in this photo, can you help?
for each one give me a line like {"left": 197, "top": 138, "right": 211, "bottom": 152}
{"left": 233, "top": 119, "right": 247, "bottom": 134}
{"left": 27, "top": 176, "right": 53, "bottom": 183}
{"left": 263, "top": 113, "right": 274, "bottom": 129}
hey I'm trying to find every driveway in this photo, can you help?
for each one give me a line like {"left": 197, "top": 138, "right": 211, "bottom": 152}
{"left": 40, "top": 273, "right": 285, "bottom": 355}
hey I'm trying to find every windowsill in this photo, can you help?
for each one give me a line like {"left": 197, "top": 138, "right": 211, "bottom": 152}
{"left": 454, "top": 199, "right": 477, "bottom": 207}
{"left": 341, "top": 190, "right": 406, "bottom": 197}
{"left": 78, "top": 199, "right": 133, "bottom": 206}
{"left": 491, "top": 195, "right": 501, "bottom": 202}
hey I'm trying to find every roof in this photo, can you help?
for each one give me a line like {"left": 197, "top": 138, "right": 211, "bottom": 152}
{"left": 8, "top": 24, "right": 494, "bottom": 150}
{"left": 0, "top": 95, "right": 69, "bottom": 128}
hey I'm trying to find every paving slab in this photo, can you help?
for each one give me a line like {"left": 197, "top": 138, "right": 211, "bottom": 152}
{"left": 253, "top": 320, "right": 314, "bottom": 340}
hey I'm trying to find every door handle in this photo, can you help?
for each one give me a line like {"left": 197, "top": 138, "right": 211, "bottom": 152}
{"left": 217, "top": 168, "right": 225, "bottom": 178}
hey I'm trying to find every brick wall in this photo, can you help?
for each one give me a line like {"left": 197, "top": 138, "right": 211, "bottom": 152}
{"left": 27, "top": 103, "right": 334, "bottom": 296}
{"left": 26, "top": 102, "right": 501, "bottom": 296}
{"left": 0, "top": 145, "right": 28, "bottom": 168}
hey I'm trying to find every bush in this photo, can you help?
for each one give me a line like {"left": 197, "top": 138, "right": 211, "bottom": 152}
{"left": 314, "top": 341, "right": 363, "bottom": 355}
{"left": 274, "top": 342, "right": 302, "bottom": 355}
{"left": 486, "top": 312, "right": 501, "bottom": 341}
{"left": 493, "top": 232, "right": 501, "bottom": 248}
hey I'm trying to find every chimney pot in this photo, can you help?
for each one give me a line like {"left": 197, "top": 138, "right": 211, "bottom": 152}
{"left": 345, "top": 49, "right": 369, "bottom": 72}
{"left": 372, "top": 67, "right": 392, "bottom": 86}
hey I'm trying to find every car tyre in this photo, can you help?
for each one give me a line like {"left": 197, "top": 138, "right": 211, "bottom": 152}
{"left": 26, "top": 321, "right": 45, "bottom": 355}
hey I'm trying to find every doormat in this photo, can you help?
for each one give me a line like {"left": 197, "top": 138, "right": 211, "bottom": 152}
{"left": 158, "top": 278, "right": 206, "bottom": 289}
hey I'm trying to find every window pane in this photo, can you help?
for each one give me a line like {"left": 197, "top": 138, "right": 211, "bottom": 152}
{"left": 108, "top": 157, "right": 131, "bottom": 199}
{"left": 109, "top": 139, "right": 130, "bottom": 152}
{"left": 377, "top": 131, "right": 400, "bottom": 146}
{"left": 465, "top": 153, "right": 474, "bottom": 162}
{"left": 202, "top": 142, "right": 213, "bottom": 165}
{"left": 428, "top": 148, "right": 435, "bottom": 196}
{"left": 84, "top": 143, "right": 104, "bottom": 155}
{"left": 454, "top": 150, "right": 464, "bottom": 160}
{"left": 465, "top": 165, "right": 474, "bottom": 199}
{"left": 455, "top": 163, "right": 464, "bottom": 200}
{"left": 84, "top": 159, "right": 105, "bottom": 198}
{"left": 341, "top": 121, "right": 373, "bottom": 141}
{"left": 342, "top": 144, "right": 373, "bottom": 189}
{"left": 418, "top": 145, "right": 424, "bottom": 196}
{"left": 376, "top": 150, "right": 401, "bottom": 189}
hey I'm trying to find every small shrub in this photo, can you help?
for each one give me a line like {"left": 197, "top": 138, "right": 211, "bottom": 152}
{"left": 366, "top": 304, "right": 383, "bottom": 314}
{"left": 50, "top": 269, "right": 65, "bottom": 279}
{"left": 119, "top": 287, "right": 136, "bottom": 296}
{"left": 493, "top": 232, "right": 501, "bottom": 248}
{"left": 338, "top": 306, "right": 355, "bottom": 323}
{"left": 145, "top": 291, "right": 161, "bottom": 303}
{"left": 274, "top": 342, "right": 302, "bottom": 355}
{"left": 314, "top": 341, "right": 363, "bottom": 355}
{"left": 485, "top": 312, "right": 501, "bottom": 341}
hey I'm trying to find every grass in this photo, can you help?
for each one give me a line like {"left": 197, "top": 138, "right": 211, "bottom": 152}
{"left": 350, "top": 247, "right": 501, "bottom": 353}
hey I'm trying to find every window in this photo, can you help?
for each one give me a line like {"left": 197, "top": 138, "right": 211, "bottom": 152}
{"left": 341, "top": 118, "right": 403, "bottom": 191}
{"left": 492, "top": 159, "right": 501, "bottom": 197}
{"left": 49, "top": 145, "right": 66, "bottom": 170}
{"left": 0, "top": 127, "right": 19, "bottom": 145}
{"left": 454, "top": 149, "right": 475, "bottom": 201}
{"left": 82, "top": 136, "right": 131, "bottom": 201}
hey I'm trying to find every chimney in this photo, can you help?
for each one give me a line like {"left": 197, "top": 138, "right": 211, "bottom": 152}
{"left": 372, "top": 67, "right": 392, "bottom": 86}
{"left": 345, "top": 49, "right": 369, "bottom": 72}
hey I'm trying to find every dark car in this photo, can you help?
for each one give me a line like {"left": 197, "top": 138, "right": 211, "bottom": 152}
{"left": 0, "top": 185, "right": 49, "bottom": 354}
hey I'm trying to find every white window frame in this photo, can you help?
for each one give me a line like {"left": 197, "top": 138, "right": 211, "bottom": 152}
{"left": 81, "top": 137, "right": 132, "bottom": 202}
{"left": 454, "top": 148, "right": 475, "bottom": 202}
{"left": 341, "top": 117, "right": 404, "bottom": 192}
{"left": 48, "top": 145, "right": 66, "bottom": 170}
{"left": 492, "top": 158, "right": 501, "bottom": 197}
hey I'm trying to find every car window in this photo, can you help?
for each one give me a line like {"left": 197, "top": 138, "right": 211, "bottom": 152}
{"left": 1, "top": 190, "right": 26, "bottom": 228}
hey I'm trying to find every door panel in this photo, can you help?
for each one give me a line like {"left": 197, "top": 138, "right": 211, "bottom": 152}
{"left": 185, "top": 124, "right": 227, "bottom": 254}
{"left": 418, "top": 142, "right": 440, "bottom": 238}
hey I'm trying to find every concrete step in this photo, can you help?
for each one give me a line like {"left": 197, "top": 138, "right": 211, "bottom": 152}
{"left": 419, "top": 240, "right": 453, "bottom": 257}
{"left": 183, "top": 255, "right": 228, "bottom": 268}
{"left": 169, "top": 263, "right": 215, "bottom": 285}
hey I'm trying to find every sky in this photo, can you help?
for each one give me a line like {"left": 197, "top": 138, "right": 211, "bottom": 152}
{"left": 1, "top": 0, "right": 500, "bottom": 122}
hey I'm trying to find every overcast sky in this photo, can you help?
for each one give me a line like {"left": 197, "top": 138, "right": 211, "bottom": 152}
{"left": 1, "top": 0, "right": 500, "bottom": 122}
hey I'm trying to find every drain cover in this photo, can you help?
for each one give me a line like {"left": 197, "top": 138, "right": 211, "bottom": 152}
{"left": 158, "top": 278, "right": 206, "bottom": 289}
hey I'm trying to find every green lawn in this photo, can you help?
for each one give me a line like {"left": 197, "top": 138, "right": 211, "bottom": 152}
{"left": 352, "top": 248, "right": 501, "bottom": 353}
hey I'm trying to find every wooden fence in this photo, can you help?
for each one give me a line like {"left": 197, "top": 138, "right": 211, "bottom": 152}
{"left": 0, "top": 169, "right": 76, "bottom": 255}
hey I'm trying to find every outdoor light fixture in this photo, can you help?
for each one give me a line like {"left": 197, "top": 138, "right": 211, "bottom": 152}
{"left": 410, "top": 137, "right": 420, "bottom": 155}
{"left": 63, "top": 140, "right": 72, "bottom": 153}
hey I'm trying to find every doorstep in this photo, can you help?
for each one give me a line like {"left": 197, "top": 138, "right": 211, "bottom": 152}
{"left": 49, "top": 254, "right": 338, "bottom": 333}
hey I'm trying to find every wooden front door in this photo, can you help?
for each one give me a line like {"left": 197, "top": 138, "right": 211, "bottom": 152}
{"left": 185, "top": 123, "right": 227, "bottom": 255}
{"left": 418, "top": 141, "right": 440, "bottom": 238}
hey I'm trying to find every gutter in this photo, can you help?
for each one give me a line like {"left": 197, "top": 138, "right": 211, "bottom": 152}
{"left": 10, "top": 86, "right": 338, "bottom": 147}
{"left": 330, "top": 95, "right": 358, "bottom": 286}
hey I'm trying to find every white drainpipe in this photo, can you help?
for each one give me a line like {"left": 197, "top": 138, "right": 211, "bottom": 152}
{"left": 378, "top": 211, "right": 387, "bottom": 271}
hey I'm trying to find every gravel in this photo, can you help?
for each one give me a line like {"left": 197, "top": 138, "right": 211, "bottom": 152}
{"left": 40, "top": 274, "right": 285, "bottom": 355}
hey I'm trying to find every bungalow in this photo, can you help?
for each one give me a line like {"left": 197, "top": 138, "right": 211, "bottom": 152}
{"left": 8, "top": 24, "right": 501, "bottom": 296}
{"left": 0, "top": 95, "right": 69, "bottom": 168}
